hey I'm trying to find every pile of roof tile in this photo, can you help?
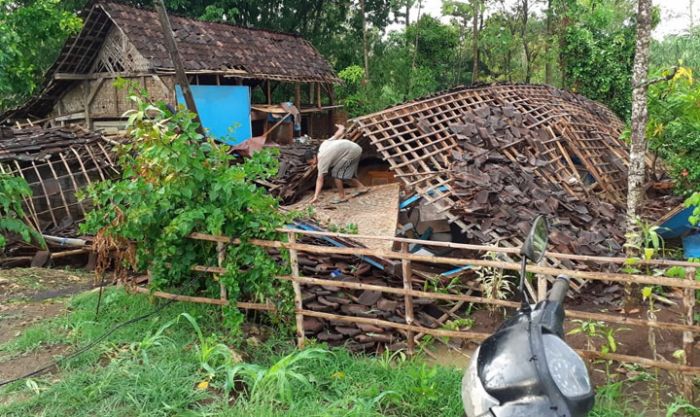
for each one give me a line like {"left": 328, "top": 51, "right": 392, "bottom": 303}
{"left": 449, "top": 105, "right": 626, "bottom": 258}
{"left": 269, "top": 229, "right": 442, "bottom": 352}
{"left": 266, "top": 143, "right": 317, "bottom": 204}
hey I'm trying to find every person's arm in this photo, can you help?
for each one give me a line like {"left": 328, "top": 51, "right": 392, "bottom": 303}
{"left": 309, "top": 174, "right": 324, "bottom": 203}
{"left": 327, "top": 124, "right": 345, "bottom": 140}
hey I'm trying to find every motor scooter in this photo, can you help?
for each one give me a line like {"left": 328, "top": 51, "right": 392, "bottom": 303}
{"left": 462, "top": 216, "right": 594, "bottom": 417}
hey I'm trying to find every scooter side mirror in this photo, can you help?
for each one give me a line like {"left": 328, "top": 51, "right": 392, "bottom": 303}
{"left": 521, "top": 215, "right": 549, "bottom": 263}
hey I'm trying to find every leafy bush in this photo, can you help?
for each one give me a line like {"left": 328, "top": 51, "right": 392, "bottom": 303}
{"left": 687, "top": 193, "right": 700, "bottom": 226}
{"left": 0, "top": 173, "right": 43, "bottom": 251}
{"left": 647, "top": 67, "right": 700, "bottom": 192}
{"left": 81, "top": 95, "right": 291, "bottom": 333}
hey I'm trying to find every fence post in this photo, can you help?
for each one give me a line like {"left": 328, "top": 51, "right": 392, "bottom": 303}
{"left": 288, "top": 232, "right": 306, "bottom": 348}
{"left": 217, "top": 242, "right": 227, "bottom": 303}
{"left": 683, "top": 267, "right": 696, "bottom": 402}
{"left": 537, "top": 273, "right": 547, "bottom": 302}
{"left": 401, "top": 242, "right": 415, "bottom": 355}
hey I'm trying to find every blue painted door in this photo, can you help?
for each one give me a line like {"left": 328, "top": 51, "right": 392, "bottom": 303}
{"left": 175, "top": 85, "right": 252, "bottom": 145}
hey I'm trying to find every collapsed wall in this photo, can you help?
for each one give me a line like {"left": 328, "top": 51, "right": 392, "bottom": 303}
{"left": 0, "top": 126, "right": 120, "bottom": 238}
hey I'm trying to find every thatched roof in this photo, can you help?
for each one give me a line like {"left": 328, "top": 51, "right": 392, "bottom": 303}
{"left": 4, "top": 1, "right": 338, "bottom": 120}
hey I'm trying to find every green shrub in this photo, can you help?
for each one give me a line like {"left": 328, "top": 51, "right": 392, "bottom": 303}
{"left": 81, "top": 95, "right": 291, "bottom": 333}
{"left": 0, "top": 173, "right": 43, "bottom": 251}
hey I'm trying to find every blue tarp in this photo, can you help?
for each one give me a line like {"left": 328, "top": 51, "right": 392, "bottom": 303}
{"left": 175, "top": 85, "right": 252, "bottom": 145}
{"left": 683, "top": 234, "right": 700, "bottom": 258}
{"left": 658, "top": 206, "right": 696, "bottom": 239}
{"left": 658, "top": 205, "right": 699, "bottom": 259}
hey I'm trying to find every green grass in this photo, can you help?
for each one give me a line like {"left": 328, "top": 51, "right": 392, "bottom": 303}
{"left": 0, "top": 287, "right": 695, "bottom": 417}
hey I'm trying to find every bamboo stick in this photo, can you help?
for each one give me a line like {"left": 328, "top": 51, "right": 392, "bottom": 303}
{"left": 187, "top": 233, "right": 700, "bottom": 289}
{"left": 217, "top": 242, "right": 227, "bottom": 303}
{"left": 288, "top": 232, "right": 306, "bottom": 348}
{"left": 278, "top": 242, "right": 700, "bottom": 290}
{"left": 299, "top": 309, "right": 490, "bottom": 341}
{"left": 401, "top": 242, "right": 415, "bottom": 355}
{"left": 578, "top": 350, "right": 700, "bottom": 374}
{"left": 273, "top": 274, "right": 700, "bottom": 333}
{"left": 683, "top": 267, "right": 696, "bottom": 400}
{"left": 128, "top": 286, "right": 276, "bottom": 311}
{"left": 266, "top": 229, "right": 700, "bottom": 269}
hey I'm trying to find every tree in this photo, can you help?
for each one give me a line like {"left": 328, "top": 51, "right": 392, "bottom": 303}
{"left": 560, "top": 0, "right": 636, "bottom": 118}
{"left": 626, "top": 0, "right": 653, "bottom": 251}
{"left": 544, "top": 0, "right": 554, "bottom": 84}
{"left": 471, "top": 0, "right": 481, "bottom": 82}
{"left": 0, "top": 0, "right": 82, "bottom": 111}
{"left": 361, "top": 0, "right": 370, "bottom": 79}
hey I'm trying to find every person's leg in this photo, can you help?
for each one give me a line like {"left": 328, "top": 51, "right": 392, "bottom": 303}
{"left": 334, "top": 178, "right": 346, "bottom": 199}
{"left": 349, "top": 178, "right": 368, "bottom": 191}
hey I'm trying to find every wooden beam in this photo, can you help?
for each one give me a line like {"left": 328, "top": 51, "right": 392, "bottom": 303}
{"left": 154, "top": 0, "right": 202, "bottom": 131}
{"left": 294, "top": 83, "right": 301, "bottom": 109}
{"left": 53, "top": 73, "right": 91, "bottom": 80}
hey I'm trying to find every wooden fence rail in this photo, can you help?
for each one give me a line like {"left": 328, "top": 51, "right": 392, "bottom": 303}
{"left": 134, "top": 230, "right": 699, "bottom": 399}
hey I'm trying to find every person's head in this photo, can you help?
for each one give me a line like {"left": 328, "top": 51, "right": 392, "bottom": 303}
{"left": 304, "top": 147, "right": 318, "bottom": 166}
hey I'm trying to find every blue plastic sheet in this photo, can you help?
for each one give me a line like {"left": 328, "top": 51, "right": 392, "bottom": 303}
{"left": 175, "top": 85, "right": 252, "bottom": 145}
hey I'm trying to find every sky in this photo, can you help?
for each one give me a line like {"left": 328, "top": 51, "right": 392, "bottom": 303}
{"left": 395, "top": 0, "right": 698, "bottom": 40}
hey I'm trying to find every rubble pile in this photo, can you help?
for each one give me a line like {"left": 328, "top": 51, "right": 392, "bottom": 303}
{"left": 267, "top": 143, "right": 317, "bottom": 204}
{"left": 271, "top": 231, "right": 443, "bottom": 352}
{"left": 449, "top": 105, "right": 626, "bottom": 258}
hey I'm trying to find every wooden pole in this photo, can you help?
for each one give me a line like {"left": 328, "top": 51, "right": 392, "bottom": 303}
{"left": 537, "top": 273, "right": 547, "bottom": 302}
{"left": 316, "top": 82, "right": 322, "bottom": 108}
{"left": 217, "top": 242, "right": 227, "bottom": 304}
{"left": 271, "top": 229, "right": 700, "bottom": 269}
{"left": 683, "top": 267, "right": 696, "bottom": 401}
{"left": 288, "top": 232, "right": 306, "bottom": 348}
{"left": 154, "top": 0, "right": 203, "bottom": 130}
{"left": 401, "top": 242, "right": 415, "bottom": 355}
{"left": 187, "top": 232, "right": 700, "bottom": 290}
{"left": 274, "top": 274, "right": 699, "bottom": 333}
{"left": 266, "top": 80, "right": 272, "bottom": 105}
{"left": 129, "top": 286, "right": 275, "bottom": 310}
{"left": 294, "top": 83, "right": 301, "bottom": 110}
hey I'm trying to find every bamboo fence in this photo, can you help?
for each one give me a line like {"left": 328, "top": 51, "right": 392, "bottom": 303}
{"left": 132, "top": 229, "right": 700, "bottom": 399}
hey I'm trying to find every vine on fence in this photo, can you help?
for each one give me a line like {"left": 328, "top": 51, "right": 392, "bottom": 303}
{"left": 0, "top": 173, "right": 43, "bottom": 251}
{"left": 81, "top": 94, "right": 291, "bottom": 333}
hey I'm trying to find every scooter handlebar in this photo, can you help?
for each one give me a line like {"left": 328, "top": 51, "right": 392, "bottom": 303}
{"left": 548, "top": 275, "right": 570, "bottom": 304}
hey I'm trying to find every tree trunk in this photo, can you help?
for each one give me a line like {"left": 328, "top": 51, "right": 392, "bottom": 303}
{"left": 471, "top": 0, "right": 480, "bottom": 83}
{"left": 520, "top": 0, "right": 531, "bottom": 83}
{"left": 691, "top": 0, "right": 695, "bottom": 29}
{"left": 624, "top": 0, "right": 652, "bottom": 311}
{"left": 626, "top": 0, "right": 652, "bottom": 244}
{"left": 545, "top": 0, "right": 553, "bottom": 85}
{"left": 405, "top": 2, "right": 411, "bottom": 28}
{"left": 361, "top": 0, "right": 369, "bottom": 80}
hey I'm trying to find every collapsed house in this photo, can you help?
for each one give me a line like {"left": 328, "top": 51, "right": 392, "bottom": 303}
{"left": 340, "top": 85, "right": 681, "bottom": 262}
{"left": 0, "top": 125, "right": 119, "bottom": 259}
{"left": 2, "top": 1, "right": 341, "bottom": 143}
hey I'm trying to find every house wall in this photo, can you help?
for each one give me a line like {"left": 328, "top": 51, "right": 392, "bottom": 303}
{"left": 49, "top": 75, "right": 176, "bottom": 124}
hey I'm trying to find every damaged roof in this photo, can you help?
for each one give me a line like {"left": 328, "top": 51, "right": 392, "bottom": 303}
{"left": 0, "top": 125, "right": 120, "bottom": 235}
{"left": 5, "top": 1, "right": 338, "bottom": 120}
{"left": 345, "top": 84, "right": 681, "bottom": 268}
{"left": 97, "top": 2, "right": 338, "bottom": 82}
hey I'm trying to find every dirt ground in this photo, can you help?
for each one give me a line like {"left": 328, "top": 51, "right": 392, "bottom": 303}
{"left": 0, "top": 268, "right": 96, "bottom": 380}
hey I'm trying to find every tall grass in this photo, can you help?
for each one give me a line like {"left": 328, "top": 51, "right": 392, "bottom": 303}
{"left": 0, "top": 287, "right": 692, "bottom": 417}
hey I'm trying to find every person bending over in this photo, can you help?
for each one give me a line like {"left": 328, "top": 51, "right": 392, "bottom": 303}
{"left": 305, "top": 124, "right": 367, "bottom": 204}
